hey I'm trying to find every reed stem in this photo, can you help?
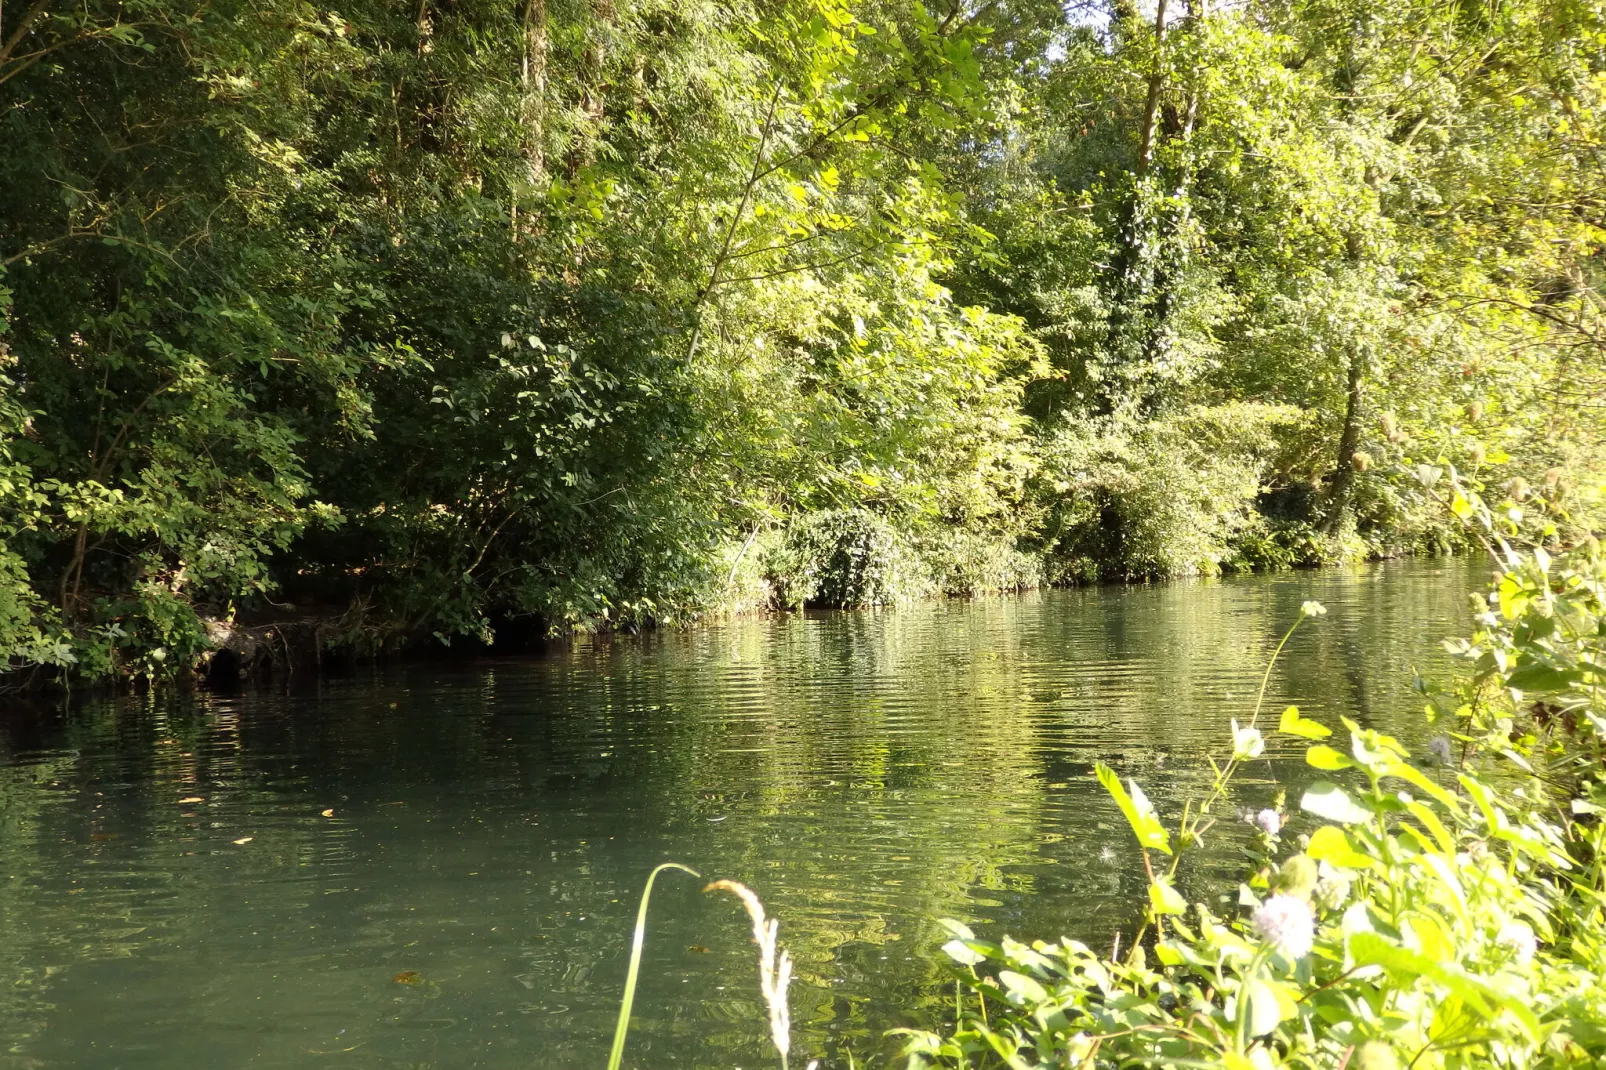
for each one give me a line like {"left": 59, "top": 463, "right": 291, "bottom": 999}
{"left": 606, "top": 861, "right": 700, "bottom": 1070}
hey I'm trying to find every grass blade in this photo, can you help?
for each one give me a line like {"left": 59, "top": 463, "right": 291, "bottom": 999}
{"left": 606, "top": 861, "right": 700, "bottom": 1070}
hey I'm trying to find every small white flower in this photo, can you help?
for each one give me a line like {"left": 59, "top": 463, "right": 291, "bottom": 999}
{"left": 1495, "top": 920, "right": 1537, "bottom": 965}
{"left": 1427, "top": 736, "right": 1453, "bottom": 766}
{"left": 1232, "top": 719, "right": 1265, "bottom": 760}
{"left": 1253, "top": 894, "right": 1315, "bottom": 960}
{"left": 1254, "top": 809, "right": 1283, "bottom": 836}
{"left": 1301, "top": 600, "right": 1328, "bottom": 617}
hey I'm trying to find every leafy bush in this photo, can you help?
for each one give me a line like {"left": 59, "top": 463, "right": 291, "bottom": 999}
{"left": 766, "top": 509, "right": 934, "bottom": 609}
{"left": 1031, "top": 403, "right": 1306, "bottom": 582}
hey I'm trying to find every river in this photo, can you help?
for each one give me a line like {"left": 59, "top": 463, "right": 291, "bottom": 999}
{"left": 0, "top": 557, "right": 1485, "bottom": 1069}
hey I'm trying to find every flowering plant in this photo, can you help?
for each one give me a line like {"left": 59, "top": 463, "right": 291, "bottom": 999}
{"left": 899, "top": 546, "right": 1606, "bottom": 1069}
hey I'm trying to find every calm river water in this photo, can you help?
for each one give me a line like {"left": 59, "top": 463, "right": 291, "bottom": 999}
{"left": 0, "top": 558, "right": 1486, "bottom": 1069}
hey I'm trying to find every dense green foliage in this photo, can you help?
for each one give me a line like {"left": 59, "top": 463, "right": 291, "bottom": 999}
{"left": 898, "top": 529, "right": 1606, "bottom": 1068}
{"left": 1, "top": 0, "right": 1602, "bottom": 679}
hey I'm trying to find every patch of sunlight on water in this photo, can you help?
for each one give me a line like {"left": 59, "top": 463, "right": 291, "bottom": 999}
{"left": 0, "top": 557, "right": 1485, "bottom": 1068}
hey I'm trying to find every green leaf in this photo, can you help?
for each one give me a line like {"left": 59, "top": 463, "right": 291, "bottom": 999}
{"left": 1279, "top": 705, "right": 1332, "bottom": 739}
{"left": 1306, "top": 825, "right": 1376, "bottom": 870}
{"left": 1346, "top": 932, "right": 1537, "bottom": 1038}
{"left": 1305, "top": 745, "right": 1354, "bottom": 770}
{"left": 1242, "top": 977, "right": 1296, "bottom": 1037}
{"left": 1301, "top": 781, "right": 1371, "bottom": 824}
{"left": 942, "top": 939, "right": 986, "bottom": 966}
{"left": 1506, "top": 662, "right": 1583, "bottom": 692}
{"left": 1149, "top": 880, "right": 1188, "bottom": 915}
{"left": 1095, "top": 761, "right": 1171, "bottom": 855}
{"left": 1381, "top": 760, "right": 1460, "bottom": 812}
{"left": 997, "top": 970, "right": 1047, "bottom": 1004}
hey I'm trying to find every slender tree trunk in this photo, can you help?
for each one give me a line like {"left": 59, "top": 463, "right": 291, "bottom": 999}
{"left": 1135, "top": 0, "right": 1168, "bottom": 177}
{"left": 1322, "top": 346, "right": 1366, "bottom": 533}
{"left": 513, "top": 0, "right": 547, "bottom": 235}
{"left": 521, "top": 0, "right": 547, "bottom": 184}
{"left": 1322, "top": 152, "right": 1377, "bottom": 533}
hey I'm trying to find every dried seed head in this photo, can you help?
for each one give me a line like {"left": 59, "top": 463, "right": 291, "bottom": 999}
{"left": 706, "top": 879, "right": 793, "bottom": 1061}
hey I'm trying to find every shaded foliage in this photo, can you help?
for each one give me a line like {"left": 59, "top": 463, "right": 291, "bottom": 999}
{"left": 1, "top": 0, "right": 1602, "bottom": 680}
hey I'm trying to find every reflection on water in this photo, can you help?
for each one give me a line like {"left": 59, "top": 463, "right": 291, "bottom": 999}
{"left": 0, "top": 558, "right": 1483, "bottom": 1068}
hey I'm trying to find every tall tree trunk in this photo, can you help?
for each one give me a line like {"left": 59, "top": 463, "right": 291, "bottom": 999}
{"left": 1135, "top": 0, "right": 1169, "bottom": 177}
{"left": 512, "top": 0, "right": 547, "bottom": 235}
{"left": 521, "top": 0, "right": 547, "bottom": 186}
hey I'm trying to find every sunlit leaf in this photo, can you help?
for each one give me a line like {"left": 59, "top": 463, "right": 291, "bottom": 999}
{"left": 1279, "top": 705, "right": 1332, "bottom": 739}
{"left": 1095, "top": 761, "right": 1171, "bottom": 855}
{"left": 1301, "top": 782, "right": 1370, "bottom": 824}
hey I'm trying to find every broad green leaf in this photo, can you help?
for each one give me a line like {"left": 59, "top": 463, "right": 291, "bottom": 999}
{"left": 1148, "top": 880, "right": 1188, "bottom": 915}
{"left": 1301, "top": 781, "right": 1371, "bottom": 824}
{"left": 1348, "top": 932, "right": 1537, "bottom": 1038}
{"left": 997, "top": 969, "right": 1047, "bottom": 1004}
{"left": 1242, "top": 977, "right": 1296, "bottom": 1037}
{"left": 1506, "top": 662, "right": 1583, "bottom": 692}
{"left": 1305, "top": 745, "right": 1354, "bottom": 771}
{"left": 1405, "top": 801, "right": 1457, "bottom": 857}
{"left": 1403, "top": 911, "right": 1456, "bottom": 963}
{"left": 1279, "top": 705, "right": 1332, "bottom": 739}
{"left": 1381, "top": 760, "right": 1459, "bottom": 812}
{"left": 941, "top": 939, "right": 986, "bottom": 966}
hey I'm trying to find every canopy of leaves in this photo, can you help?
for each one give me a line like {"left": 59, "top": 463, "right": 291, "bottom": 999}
{"left": 1, "top": 0, "right": 1601, "bottom": 681}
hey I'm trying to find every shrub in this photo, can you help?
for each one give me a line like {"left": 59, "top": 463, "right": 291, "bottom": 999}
{"left": 1031, "top": 402, "right": 1306, "bottom": 582}
{"left": 765, "top": 509, "right": 935, "bottom": 609}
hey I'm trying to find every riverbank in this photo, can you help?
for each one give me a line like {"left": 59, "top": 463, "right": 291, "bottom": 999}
{"left": 3, "top": 536, "right": 1484, "bottom": 695}
{"left": 5, "top": 0, "right": 1601, "bottom": 695}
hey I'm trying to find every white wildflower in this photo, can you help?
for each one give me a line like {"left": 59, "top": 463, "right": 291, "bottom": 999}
{"left": 1252, "top": 893, "right": 1315, "bottom": 960}
{"left": 1254, "top": 809, "right": 1283, "bottom": 836}
{"left": 1301, "top": 600, "right": 1328, "bottom": 617}
{"left": 1495, "top": 919, "right": 1537, "bottom": 966}
{"left": 1232, "top": 719, "right": 1265, "bottom": 760}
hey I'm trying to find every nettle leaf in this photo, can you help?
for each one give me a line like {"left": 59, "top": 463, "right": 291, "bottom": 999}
{"left": 998, "top": 970, "right": 1048, "bottom": 1004}
{"left": 1381, "top": 760, "right": 1460, "bottom": 812}
{"left": 1095, "top": 761, "right": 1172, "bottom": 855}
{"left": 1506, "top": 662, "right": 1583, "bottom": 692}
{"left": 942, "top": 939, "right": 987, "bottom": 966}
{"left": 1242, "top": 977, "right": 1298, "bottom": 1037}
{"left": 1347, "top": 932, "right": 1538, "bottom": 1038}
{"left": 1301, "top": 781, "right": 1371, "bottom": 824}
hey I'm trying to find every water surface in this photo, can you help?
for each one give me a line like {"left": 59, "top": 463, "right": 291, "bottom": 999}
{"left": 0, "top": 558, "right": 1484, "bottom": 1068}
